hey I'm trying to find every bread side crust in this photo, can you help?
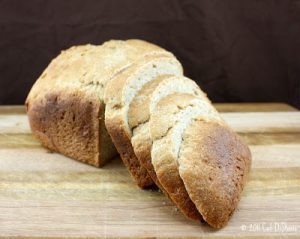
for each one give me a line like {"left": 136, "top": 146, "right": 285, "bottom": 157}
{"left": 179, "top": 119, "right": 252, "bottom": 228}
{"left": 131, "top": 122, "right": 164, "bottom": 189}
{"left": 105, "top": 117, "right": 153, "bottom": 188}
{"left": 26, "top": 90, "right": 104, "bottom": 166}
{"left": 152, "top": 140, "right": 202, "bottom": 220}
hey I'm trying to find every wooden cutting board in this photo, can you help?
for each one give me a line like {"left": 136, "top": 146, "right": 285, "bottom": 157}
{"left": 0, "top": 103, "right": 299, "bottom": 238}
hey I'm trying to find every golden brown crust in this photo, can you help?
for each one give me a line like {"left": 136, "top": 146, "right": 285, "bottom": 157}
{"left": 104, "top": 118, "right": 153, "bottom": 188}
{"left": 131, "top": 122, "right": 168, "bottom": 192}
{"left": 179, "top": 119, "right": 252, "bottom": 228}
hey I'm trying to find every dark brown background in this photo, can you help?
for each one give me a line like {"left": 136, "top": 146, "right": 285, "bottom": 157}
{"left": 0, "top": 0, "right": 299, "bottom": 108}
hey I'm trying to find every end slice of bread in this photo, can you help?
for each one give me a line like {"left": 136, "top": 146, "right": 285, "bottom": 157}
{"left": 178, "top": 119, "right": 252, "bottom": 228}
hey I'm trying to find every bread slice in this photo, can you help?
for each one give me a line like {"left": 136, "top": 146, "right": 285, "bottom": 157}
{"left": 178, "top": 118, "right": 252, "bottom": 228}
{"left": 150, "top": 93, "right": 220, "bottom": 221}
{"left": 104, "top": 54, "right": 183, "bottom": 188}
{"left": 26, "top": 39, "right": 170, "bottom": 167}
{"left": 129, "top": 75, "right": 206, "bottom": 196}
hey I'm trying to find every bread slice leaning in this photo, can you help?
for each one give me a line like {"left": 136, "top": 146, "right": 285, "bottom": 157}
{"left": 129, "top": 75, "right": 206, "bottom": 203}
{"left": 104, "top": 54, "right": 183, "bottom": 188}
{"left": 150, "top": 92, "right": 251, "bottom": 228}
{"left": 178, "top": 118, "right": 251, "bottom": 228}
{"left": 26, "top": 39, "right": 168, "bottom": 167}
{"left": 150, "top": 92, "right": 219, "bottom": 221}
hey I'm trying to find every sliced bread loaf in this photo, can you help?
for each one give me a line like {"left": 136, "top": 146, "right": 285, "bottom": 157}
{"left": 129, "top": 75, "right": 206, "bottom": 200}
{"left": 26, "top": 39, "right": 168, "bottom": 167}
{"left": 104, "top": 54, "right": 183, "bottom": 188}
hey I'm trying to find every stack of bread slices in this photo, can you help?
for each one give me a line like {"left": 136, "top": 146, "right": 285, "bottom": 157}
{"left": 26, "top": 39, "right": 251, "bottom": 228}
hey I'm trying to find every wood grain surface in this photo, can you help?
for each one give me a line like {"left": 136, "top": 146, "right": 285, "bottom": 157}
{"left": 0, "top": 104, "right": 299, "bottom": 238}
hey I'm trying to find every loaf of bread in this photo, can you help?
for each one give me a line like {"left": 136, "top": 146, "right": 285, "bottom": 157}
{"left": 26, "top": 39, "right": 175, "bottom": 167}
{"left": 26, "top": 39, "right": 251, "bottom": 228}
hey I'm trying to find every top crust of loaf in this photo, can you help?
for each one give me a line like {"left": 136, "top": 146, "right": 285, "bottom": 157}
{"left": 27, "top": 39, "right": 168, "bottom": 103}
{"left": 178, "top": 119, "right": 252, "bottom": 228}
